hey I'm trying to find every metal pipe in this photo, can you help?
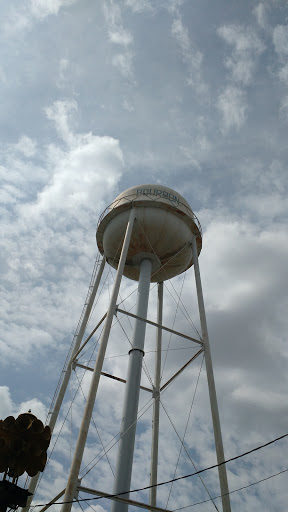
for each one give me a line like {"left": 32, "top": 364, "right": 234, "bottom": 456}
{"left": 78, "top": 486, "right": 174, "bottom": 512}
{"left": 111, "top": 258, "right": 152, "bottom": 512}
{"left": 191, "top": 235, "right": 231, "bottom": 512}
{"left": 149, "top": 281, "right": 163, "bottom": 509}
{"left": 25, "top": 256, "right": 106, "bottom": 508}
{"left": 160, "top": 348, "right": 204, "bottom": 392}
{"left": 75, "top": 364, "right": 153, "bottom": 393}
{"left": 37, "top": 489, "right": 66, "bottom": 512}
{"left": 72, "top": 312, "right": 108, "bottom": 361}
{"left": 116, "top": 308, "right": 202, "bottom": 345}
{"left": 60, "top": 209, "right": 136, "bottom": 512}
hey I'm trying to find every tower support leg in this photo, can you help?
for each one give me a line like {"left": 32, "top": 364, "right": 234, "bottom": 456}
{"left": 149, "top": 281, "right": 163, "bottom": 509}
{"left": 111, "top": 258, "right": 152, "bottom": 512}
{"left": 191, "top": 235, "right": 231, "bottom": 512}
{"left": 60, "top": 209, "right": 136, "bottom": 512}
{"left": 25, "top": 255, "right": 106, "bottom": 510}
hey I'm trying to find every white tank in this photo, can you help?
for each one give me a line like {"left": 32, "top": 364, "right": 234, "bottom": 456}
{"left": 96, "top": 184, "right": 202, "bottom": 282}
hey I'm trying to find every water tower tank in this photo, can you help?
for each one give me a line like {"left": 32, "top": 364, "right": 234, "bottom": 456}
{"left": 96, "top": 184, "right": 202, "bottom": 282}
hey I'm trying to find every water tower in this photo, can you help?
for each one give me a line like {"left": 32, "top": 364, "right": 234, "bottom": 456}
{"left": 27, "top": 185, "right": 231, "bottom": 512}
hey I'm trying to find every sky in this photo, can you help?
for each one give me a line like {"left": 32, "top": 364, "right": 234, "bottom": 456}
{"left": 0, "top": 0, "right": 288, "bottom": 511}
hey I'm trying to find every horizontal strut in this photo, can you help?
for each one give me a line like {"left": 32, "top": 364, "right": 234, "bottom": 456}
{"left": 75, "top": 363, "right": 153, "bottom": 393}
{"left": 160, "top": 348, "right": 204, "bottom": 392}
{"left": 77, "top": 486, "right": 174, "bottom": 512}
{"left": 37, "top": 489, "right": 66, "bottom": 512}
{"left": 72, "top": 312, "right": 108, "bottom": 361}
{"left": 116, "top": 308, "right": 203, "bottom": 345}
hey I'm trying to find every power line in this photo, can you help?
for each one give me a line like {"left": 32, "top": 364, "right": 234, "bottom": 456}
{"left": 28, "top": 431, "right": 288, "bottom": 508}
{"left": 173, "top": 468, "right": 288, "bottom": 510}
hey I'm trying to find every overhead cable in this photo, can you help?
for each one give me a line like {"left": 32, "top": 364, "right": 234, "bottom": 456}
{"left": 28, "top": 432, "right": 288, "bottom": 508}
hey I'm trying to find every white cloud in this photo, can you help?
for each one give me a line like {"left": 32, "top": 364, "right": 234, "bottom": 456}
{"left": 273, "top": 25, "right": 288, "bottom": 91}
{"left": 218, "top": 24, "right": 264, "bottom": 54}
{"left": 232, "top": 386, "right": 288, "bottom": 412}
{"left": 280, "top": 95, "right": 288, "bottom": 122}
{"left": 14, "top": 135, "right": 37, "bottom": 157}
{"left": 199, "top": 215, "right": 288, "bottom": 314}
{"left": 253, "top": 3, "right": 267, "bottom": 29}
{"left": 238, "top": 192, "right": 288, "bottom": 218}
{"left": 0, "top": 66, "right": 7, "bottom": 85}
{"left": 103, "top": 0, "right": 133, "bottom": 47}
{"left": 122, "top": 98, "right": 135, "bottom": 112}
{"left": 57, "top": 58, "right": 70, "bottom": 88}
{"left": 30, "top": 133, "right": 123, "bottom": 214}
{"left": 237, "top": 158, "right": 286, "bottom": 194}
{"left": 0, "top": 98, "right": 124, "bottom": 368}
{"left": 29, "top": 0, "right": 77, "bottom": 19}
{"left": 279, "top": 63, "right": 288, "bottom": 84}
{"left": 217, "top": 86, "right": 247, "bottom": 132}
{"left": 103, "top": 1, "right": 135, "bottom": 82}
{"left": 18, "top": 99, "right": 124, "bottom": 219}
{"left": 218, "top": 24, "right": 265, "bottom": 85}
{"left": 273, "top": 24, "right": 288, "bottom": 58}
{"left": 125, "top": 0, "right": 153, "bottom": 13}
{"left": 17, "top": 398, "right": 48, "bottom": 421}
{"left": 109, "top": 29, "right": 133, "bottom": 46}
{"left": 179, "top": 134, "right": 212, "bottom": 169}
{"left": 2, "top": 8, "right": 31, "bottom": 37}
{"left": 171, "top": 16, "right": 207, "bottom": 94}
{"left": 2, "top": 0, "right": 78, "bottom": 36}
{"left": 0, "top": 387, "right": 13, "bottom": 418}
{"left": 166, "top": 0, "right": 185, "bottom": 14}
{"left": 112, "top": 52, "right": 134, "bottom": 79}
{"left": 45, "top": 99, "right": 78, "bottom": 145}
{"left": 225, "top": 56, "right": 255, "bottom": 86}
{"left": 0, "top": 386, "right": 47, "bottom": 422}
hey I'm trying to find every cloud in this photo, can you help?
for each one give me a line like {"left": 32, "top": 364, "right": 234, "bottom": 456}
{"left": 0, "top": 98, "right": 124, "bottom": 367}
{"left": 124, "top": 0, "right": 153, "bottom": 13}
{"left": 103, "top": 1, "right": 135, "bottom": 82}
{"left": 0, "top": 387, "right": 13, "bottom": 418}
{"left": 232, "top": 386, "right": 288, "bottom": 413}
{"left": 253, "top": 3, "right": 267, "bottom": 29}
{"left": 14, "top": 135, "right": 37, "bottom": 157}
{"left": 217, "top": 86, "right": 247, "bottom": 132}
{"left": 273, "top": 24, "right": 288, "bottom": 58}
{"left": 43, "top": 99, "right": 124, "bottom": 213}
{"left": 2, "top": 0, "right": 78, "bottom": 37}
{"left": 45, "top": 99, "right": 78, "bottom": 145}
{"left": 0, "top": 66, "right": 7, "bottom": 85}
{"left": 103, "top": 0, "right": 133, "bottom": 46}
{"left": 171, "top": 16, "right": 207, "bottom": 95}
{"left": 20, "top": 98, "right": 124, "bottom": 218}
{"left": 273, "top": 25, "right": 288, "bottom": 87}
{"left": 1, "top": 8, "right": 31, "bottom": 37}
{"left": 0, "top": 385, "right": 47, "bottom": 422}
{"left": 122, "top": 98, "right": 135, "bottom": 112}
{"left": 201, "top": 218, "right": 288, "bottom": 312}
{"left": 109, "top": 30, "right": 133, "bottom": 46}
{"left": 29, "top": 133, "right": 123, "bottom": 215}
{"left": 112, "top": 52, "right": 134, "bottom": 79}
{"left": 57, "top": 58, "right": 70, "bottom": 88}
{"left": 279, "top": 63, "right": 288, "bottom": 84}
{"left": 232, "top": 157, "right": 288, "bottom": 219}
{"left": 218, "top": 24, "right": 265, "bottom": 85}
{"left": 237, "top": 158, "right": 286, "bottom": 195}
{"left": 103, "top": 0, "right": 133, "bottom": 47}
{"left": 29, "top": 0, "right": 78, "bottom": 19}
{"left": 280, "top": 95, "right": 288, "bottom": 122}
{"left": 166, "top": 0, "right": 185, "bottom": 14}
{"left": 218, "top": 24, "right": 264, "bottom": 55}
